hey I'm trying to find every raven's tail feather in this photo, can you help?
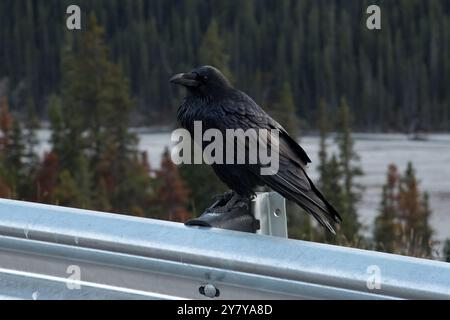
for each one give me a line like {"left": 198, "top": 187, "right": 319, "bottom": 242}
{"left": 260, "top": 167, "right": 342, "bottom": 234}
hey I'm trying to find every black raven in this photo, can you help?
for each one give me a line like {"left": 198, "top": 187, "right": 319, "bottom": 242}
{"left": 170, "top": 66, "right": 341, "bottom": 233}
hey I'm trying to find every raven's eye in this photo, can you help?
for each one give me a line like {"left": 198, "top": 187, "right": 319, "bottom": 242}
{"left": 203, "top": 75, "right": 208, "bottom": 81}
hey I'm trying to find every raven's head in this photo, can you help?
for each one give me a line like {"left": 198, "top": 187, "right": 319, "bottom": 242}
{"left": 170, "top": 66, "right": 231, "bottom": 96}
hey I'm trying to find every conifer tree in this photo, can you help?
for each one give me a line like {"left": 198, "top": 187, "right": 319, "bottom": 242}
{"left": 374, "top": 164, "right": 401, "bottom": 253}
{"left": 269, "top": 82, "right": 300, "bottom": 138}
{"left": 49, "top": 13, "right": 154, "bottom": 215}
{"left": 35, "top": 152, "right": 59, "bottom": 204}
{"left": 6, "top": 120, "right": 26, "bottom": 195}
{"left": 0, "top": 96, "right": 13, "bottom": 152}
{"left": 198, "top": 19, "right": 233, "bottom": 81}
{"left": 398, "top": 162, "right": 434, "bottom": 256}
{"left": 335, "top": 97, "right": 363, "bottom": 240}
{"left": 315, "top": 99, "right": 345, "bottom": 242}
{"left": 24, "top": 98, "right": 40, "bottom": 168}
{"left": 54, "top": 170, "right": 83, "bottom": 208}
{"left": 2, "top": 1, "right": 450, "bottom": 131}
{"left": 443, "top": 239, "right": 450, "bottom": 262}
{"left": 0, "top": 96, "right": 12, "bottom": 198}
{"left": 317, "top": 99, "right": 330, "bottom": 192}
{"left": 317, "top": 99, "right": 341, "bottom": 198}
{"left": 0, "top": 97, "right": 28, "bottom": 198}
{"left": 156, "top": 148, "right": 191, "bottom": 222}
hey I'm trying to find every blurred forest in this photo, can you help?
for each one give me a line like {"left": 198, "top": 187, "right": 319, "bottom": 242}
{"left": 1, "top": 0, "right": 450, "bottom": 131}
{"left": 0, "top": 1, "right": 449, "bottom": 261}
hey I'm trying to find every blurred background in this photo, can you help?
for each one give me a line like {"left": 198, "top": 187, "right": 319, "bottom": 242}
{"left": 0, "top": 0, "right": 449, "bottom": 261}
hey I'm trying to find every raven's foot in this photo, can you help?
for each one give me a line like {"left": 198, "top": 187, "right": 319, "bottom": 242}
{"left": 205, "top": 192, "right": 251, "bottom": 214}
{"left": 203, "top": 191, "right": 234, "bottom": 213}
{"left": 211, "top": 191, "right": 235, "bottom": 205}
{"left": 185, "top": 192, "right": 257, "bottom": 233}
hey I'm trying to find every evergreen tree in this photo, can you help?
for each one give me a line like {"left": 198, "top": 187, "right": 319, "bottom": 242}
{"left": 179, "top": 162, "right": 228, "bottom": 216}
{"left": 373, "top": 162, "right": 434, "bottom": 258}
{"left": 315, "top": 99, "right": 346, "bottom": 242}
{"left": 269, "top": 82, "right": 300, "bottom": 138}
{"left": 198, "top": 19, "right": 233, "bottom": 81}
{"left": 156, "top": 148, "right": 191, "bottom": 222}
{"left": 2, "top": 1, "right": 450, "bottom": 131}
{"left": 51, "top": 13, "right": 154, "bottom": 215}
{"left": 374, "top": 164, "right": 401, "bottom": 253}
{"left": 94, "top": 177, "right": 112, "bottom": 213}
{"left": 47, "top": 95, "right": 65, "bottom": 161}
{"left": 0, "top": 97, "right": 29, "bottom": 198}
{"left": 419, "top": 192, "right": 433, "bottom": 250}
{"left": 335, "top": 97, "right": 363, "bottom": 241}
{"left": 0, "top": 96, "right": 13, "bottom": 152}
{"left": 19, "top": 98, "right": 41, "bottom": 199}
{"left": 0, "top": 174, "right": 11, "bottom": 198}
{"left": 444, "top": 239, "right": 450, "bottom": 262}
{"left": 323, "top": 154, "right": 346, "bottom": 243}
{"left": 35, "top": 152, "right": 59, "bottom": 204}
{"left": 0, "top": 96, "right": 13, "bottom": 198}
{"left": 317, "top": 99, "right": 339, "bottom": 197}
{"left": 5, "top": 120, "right": 26, "bottom": 196}
{"left": 317, "top": 99, "right": 330, "bottom": 192}
{"left": 398, "top": 162, "right": 434, "bottom": 256}
{"left": 24, "top": 98, "right": 40, "bottom": 168}
{"left": 287, "top": 202, "right": 321, "bottom": 242}
{"left": 54, "top": 170, "right": 84, "bottom": 208}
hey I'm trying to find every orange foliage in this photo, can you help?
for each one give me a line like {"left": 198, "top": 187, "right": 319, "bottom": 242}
{"left": 35, "top": 152, "right": 59, "bottom": 204}
{"left": 156, "top": 149, "right": 191, "bottom": 222}
{"left": 0, "top": 96, "right": 13, "bottom": 150}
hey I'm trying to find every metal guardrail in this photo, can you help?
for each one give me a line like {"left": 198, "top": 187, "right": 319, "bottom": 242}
{"left": 0, "top": 197, "right": 450, "bottom": 300}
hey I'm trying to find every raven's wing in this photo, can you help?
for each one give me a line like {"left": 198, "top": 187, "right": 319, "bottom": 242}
{"left": 207, "top": 91, "right": 342, "bottom": 233}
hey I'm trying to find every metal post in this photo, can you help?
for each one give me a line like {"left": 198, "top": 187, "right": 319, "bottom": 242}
{"left": 252, "top": 192, "right": 288, "bottom": 238}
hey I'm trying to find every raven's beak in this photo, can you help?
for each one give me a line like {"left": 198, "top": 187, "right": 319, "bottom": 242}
{"left": 169, "top": 72, "right": 200, "bottom": 87}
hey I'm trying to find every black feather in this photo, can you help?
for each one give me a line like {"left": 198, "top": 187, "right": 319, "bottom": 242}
{"left": 174, "top": 66, "right": 341, "bottom": 233}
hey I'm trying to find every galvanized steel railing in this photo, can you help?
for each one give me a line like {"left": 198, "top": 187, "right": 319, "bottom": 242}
{"left": 0, "top": 197, "right": 449, "bottom": 300}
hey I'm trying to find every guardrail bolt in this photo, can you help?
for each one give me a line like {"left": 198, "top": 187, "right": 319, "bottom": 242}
{"left": 199, "top": 283, "right": 220, "bottom": 298}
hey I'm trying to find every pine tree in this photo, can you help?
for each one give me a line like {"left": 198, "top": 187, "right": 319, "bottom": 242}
{"left": 0, "top": 96, "right": 12, "bottom": 152}
{"left": 2, "top": 1, "right": 450, "bottom": 131}
{"left": 0, "top": 174, "right": 11, "bottom": 198}
{"left": 5, "top": 120, "right": 26, "bottom": 195}
{"left": 444, "top": 239, "right": 450, "bottom": 262}
{"left": 156, "top": 148, "right": 191, "bottom": 222}
{"left": 49, "top": 13, "right": 154, "bottom": 216}
{"left": 47, "top": 94, "right": 64, "bottom": 160}
{"left": 419, "top": 192, "right": 433, "bottom": 251}
{"left": 54, "top": 170, "right": 83, "bottom": 208}
{"left": 35, "top": 152, "right": 59, "bottom": 204}
{"left": 179, "top": 162, "right": 228, "bottom": 216}
{"left": 0, "top": 97, "right": 29, "bottom": 198}
{"left": 374, "top": 164, "right": 401, "bottom": 253}
{"left": 18, "top": 98, "right": 41, "bottom": 199}
{"left": 95, "top": 177, "right": 112, "bottom": 212}
{"left": 398, "top": 162, "right": 434, "bottom": 257}
{"left": 269, "top": 81, "right": 300, "bottom": 138}
{"left": 198, "top": 19, "right": 233, "bottom": 81}
{"left": 317, "top": 99, "right": 330, "bottom": 192}
{"left": 0, "top": 96, "right": 13, "bottom": 198}
{"left": 323, "top": 154, "right": 346, "bottom": 243}
{"left": 287, "top": 202, "right": 321, "bottom": 242}
{"left": 335, "top": 97, "right": 363, "bottom": 241}
{"left": 24, "top": 97, "right": 40, "bottom": 168}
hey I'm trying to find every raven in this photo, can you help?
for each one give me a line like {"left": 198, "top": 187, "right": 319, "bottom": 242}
{"left": 170, "top": 66, "right": 341, "bottom": 233}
